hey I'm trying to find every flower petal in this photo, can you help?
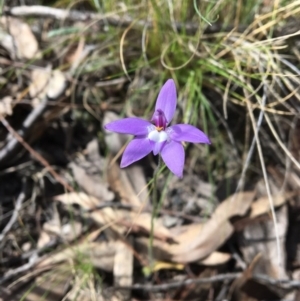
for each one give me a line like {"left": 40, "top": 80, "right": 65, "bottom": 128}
{"left": 152, "top": 141, "right": 165, "bottom": 156}
{"left": 121, "top": 138, "right": 153, "bottom": 168}
{"left": 154, "top": 79, "right": 177, "bottom": 124}
{"left": 104, "top": 118, "right": 152, "bottom": 136}
{"left": 161, "top": 141, "right": 185, "bottom": 178}
{"left": 169, "top": 124, "right": 211, "bottom": 144}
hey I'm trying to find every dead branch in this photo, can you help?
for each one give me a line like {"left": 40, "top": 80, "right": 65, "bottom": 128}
{"left": 114, "top": 273, "right": 300, "bottom": 292}
{"left": 4, "top": 5, "right": 242, "bottom": 34}
{"left": 0, "top": 252, "right": 40, "bottom": 285}
{"left": 0, "top": 179, "right": 27, "bottom": 242}
{"left": 114, "top": 273, "right": 241, "bottom": 292}
{"left": 4, "top": 5, "right": 95, "bottom": 21}
{"left": 4, "top": 5, "right": 147, "bottom": 26}
{"left": 0, "top": 66, "right": 67, "bottom": 167}
{"left": 0, "top": 117, "right": 74, "bottom": 192}
{"left": 0, "top": 97, "right": 49, "bottom": 166}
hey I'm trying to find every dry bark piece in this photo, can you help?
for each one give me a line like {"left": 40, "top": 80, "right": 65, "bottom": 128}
{"left": 239, "top": 205, "right": 288, "bottom": 280}
{"left": 239, "top": 178, "right": 288, "bottom": 281}
{"left": 3, "top": 265, "right": 72, "bottom": 301}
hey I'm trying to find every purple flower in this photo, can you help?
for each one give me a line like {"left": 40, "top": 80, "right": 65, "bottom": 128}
{"left": 104, "top": 79, "right": 211, "bottom": 178}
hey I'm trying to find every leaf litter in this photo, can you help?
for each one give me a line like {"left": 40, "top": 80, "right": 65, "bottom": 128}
{"left": 0, "top": 2, "right": 300, "bottom": 300}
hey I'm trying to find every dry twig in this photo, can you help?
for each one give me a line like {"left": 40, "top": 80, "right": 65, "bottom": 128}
{"left": 0, "top": 116, "right": 73, "bottom": 192}
{"left": 0, "top": 179, "right": 27, "bottom": 242}
{"left": 4, "top": 5, "right": 243, "bottom": 34}
{"left": 114, "top": 273, "right": 300, "bottom": 292}
{"left": 0, "top": 98, "right": 49, "bottom": 165}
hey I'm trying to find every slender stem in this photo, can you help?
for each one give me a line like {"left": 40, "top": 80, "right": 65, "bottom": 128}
{"left": 148, "top": 155, "right": 162, "bottom": 270}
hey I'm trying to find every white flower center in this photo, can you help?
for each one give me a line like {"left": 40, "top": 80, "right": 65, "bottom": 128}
{"left": 148, "top": 129, "right": 168, "bottom": 143}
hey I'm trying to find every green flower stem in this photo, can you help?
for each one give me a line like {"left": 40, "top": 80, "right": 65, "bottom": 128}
{"left": 148, "top": 155, "right": 162, "bottom": 270}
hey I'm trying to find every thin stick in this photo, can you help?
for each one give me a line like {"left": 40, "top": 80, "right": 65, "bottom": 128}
{"left": 0, "top": 179, "right": 27, "bottom": 242}
{"left": 5, "top": 5, "right": 245, "bottom": 34}
{"left": 114, "top": 272, "right": 300, "bottom": 292}
{"left": 0, "top": 117, "right": 74, "bottom": 192}
{"left": 115, "top": 272, "right": 241, "bottom": 291}
{"left": 245, "top": 96, "right": 282, "bottom": 269}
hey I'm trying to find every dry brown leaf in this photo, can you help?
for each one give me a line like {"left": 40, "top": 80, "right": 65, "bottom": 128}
{"left": 54, "top": 192, "right": 99, "bottom": 210}
{"left": 135, "top": 237, "right": 172, "bottom": 263}
{"left": 172, "top": 219, "right": 234, "bottom": 263}
{"left": 47, "top": 69, "right": 67, "bottom": 99}
{"left": 70, "top": 162, "right": 114, "bottom": 201}
{"left": 125, "top": 165, "right": 149, "bottom": 204}
{"left": 108, "top": 162, "right": 142, "bottom": 206}
{"left": 198, "top": 251, "right": 231, "bottom": 266}
{"left": 214, "top": 191, "right": 255, "bottom": 218}
{"left": 37, "top": 241, "right": 116, "bottom": 272}
{"left": 132, "top": 212, "right": 174, "bottom": 239}
{"left": 30, "top": 68, "right": 67, "bottom": 107}
{"left": 67, "top": 37, "right": 85, "bottom": 65}
{"left": 170, "top": 191, "right": 255, "bottom": 262}
{"left": 250, "top": 193, "right": 290, "bottom": 218}
{"left": 170, "top": 222, "right": 204, "bottom": 245}
{"left": 135, "top": 237, "right": 230, "bottom": 267}
{"left": 113, "top": 238, "right": 133, "bottom": 300}
{"left": 30, "top": 68, "right": 51, "bottom": 101}
{"left": 37, "top": 230, "right": 52, "bottom": 249}
{"left": 69, "top": 140, "right": 114, "bottom": 202}
{"left": 66, "top": 38, "right": 96, "bottom": 74}
{"left": 61, "top": 222, "right": 83, "bottom": 242}
{"left": 0, "top": 17, "right": 40, "bottom": 59}
{"left": 37, "top": 203, "right": 61, "bottom": 248}
{"left": 55, "top": 192, "right": 128, "bottom": 233}
{"left": 55, "top": 192, "right": 173, "bottom": 240}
